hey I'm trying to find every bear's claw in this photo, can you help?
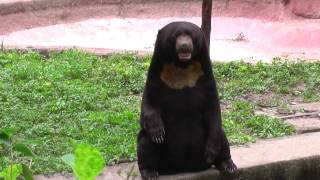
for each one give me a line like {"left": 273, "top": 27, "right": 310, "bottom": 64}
{"left": 140, "top": 169, "right": 159, "bottom": 180}
{"left": 150, "top": 127, "right": 165, "bottom": 144}
{"left": 216, "top": 159, "right": 237, "bottom": 174}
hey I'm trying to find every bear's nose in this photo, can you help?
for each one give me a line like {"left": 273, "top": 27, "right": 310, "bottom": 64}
{"left": 180, "top": 43, "right": 189, "bottom": 50}
{"left": 176, "top": 34, "right": 193, "bottom": 52}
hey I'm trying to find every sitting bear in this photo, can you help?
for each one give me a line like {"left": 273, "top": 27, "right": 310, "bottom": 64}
{"left": 137, "top": 21, "right": 237, "bottom": 180}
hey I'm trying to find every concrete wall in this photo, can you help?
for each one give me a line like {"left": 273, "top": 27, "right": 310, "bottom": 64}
{"left": 0, "top": 0, "right": 199, "bottom": 15}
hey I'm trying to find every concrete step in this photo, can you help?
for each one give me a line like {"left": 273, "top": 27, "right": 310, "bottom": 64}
{"left": 286, "top": 118, "right": 320, "bottom": 134}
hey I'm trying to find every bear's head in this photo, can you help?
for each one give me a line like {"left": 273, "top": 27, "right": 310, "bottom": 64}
{"left": 154, "top": 22, "right": 208, "bottom": 68}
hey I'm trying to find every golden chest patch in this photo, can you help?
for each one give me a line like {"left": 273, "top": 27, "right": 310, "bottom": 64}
{"left": 160, "top": 62, "right": 204, "bottom": 90}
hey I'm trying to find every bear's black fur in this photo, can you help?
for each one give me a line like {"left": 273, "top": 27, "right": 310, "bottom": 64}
{"left": 137, "top": 22, "right": 237, "bottom": 180}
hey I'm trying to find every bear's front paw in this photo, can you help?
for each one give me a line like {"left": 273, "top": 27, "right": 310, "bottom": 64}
{"left": 140, "top": 169, "right": 159, "bottom": 180}
{"left": 204, "top": 142, "right": 220, "bottom": 164}
{"left": 216, "top": 159, "right": 237, "bottom": 174}
{"left": 143, "top": 120, "right": 165, "bottom": 144}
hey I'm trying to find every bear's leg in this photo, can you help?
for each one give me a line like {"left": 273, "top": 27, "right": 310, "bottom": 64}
{"left": 213, "top": 129, "right": 237, "bottom": 174}
{"left": 137, "top": 130, "right": 159, "bottom": 180}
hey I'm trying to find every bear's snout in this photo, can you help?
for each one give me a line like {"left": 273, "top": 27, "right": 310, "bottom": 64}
{"left": 175, "top": 34, "right": 193, "bottom": 61}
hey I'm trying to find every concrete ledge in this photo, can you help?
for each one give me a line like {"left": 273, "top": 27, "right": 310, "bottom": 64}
{"left": 238, "top": 156, "right": 320, "bottom": 180}
{"left": 161, "top": 132, "right": 320, "bottom": 179}
{"left": 0, "top": 0, "right": 197, "bottom": 15}
{"left": 0, "top": 0, "right": 121, "bottom": 15}
{"left": 160, "top": 156, "right": 320, "bottom": 180}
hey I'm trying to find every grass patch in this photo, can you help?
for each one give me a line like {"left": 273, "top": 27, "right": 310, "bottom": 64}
{"left": 214, "top": 59, "right": 320, "bottom": 101}
{"left": 222, "top": 101, "right": 294, "bottom": 144}
{"left": 1, "top": 50, "right": 318, "bottom": 174}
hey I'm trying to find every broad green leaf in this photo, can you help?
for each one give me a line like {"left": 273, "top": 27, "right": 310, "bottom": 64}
{"left": 74, "top": 144, "right": 105, "bottom": 180}
{"left": 0, "top": 164, "right": 23, "bottom": 180}
{"left": 0, "top": 132, "right": 10, "bottom": 144}
{"left": 21, "top": 164, "right": 34, "bottom": 180}
{"left": 0, "top": 128, "right": 17, "bottom": 138}
{"left": 0, "top": 128, "right": 17, "bottom": 144}
{"left": 13, "top": 143, "right": 34, "bottom": 157}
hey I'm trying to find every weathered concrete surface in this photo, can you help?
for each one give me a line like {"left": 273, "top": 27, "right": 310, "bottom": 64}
{"left": 162, "top": 132, "right": 320, "bottom": 179}
{"left": 1, "top": 0, "right": 320, "bottom": 62}
{"left": 35, "top": 132, "right": 320, "bottom": 180}
{"left": 255, "top": 102, "right": 320, "bottom": 134}
{"left": 285, "top": 118, "right": 320, "bottom": 133}
{"left": 282, "top": 102, "right": 320, "bottom": 133}
{"left": 0, "top": 0, "right": 141, "bottom": 15}
{"left": 232, "top": 132, "right": 320, "bottom": 168}
{"left": 36, "top": 174, "right": 73, "bottom": 180}
{"left": 291, "top": 102, "right": 320, "bottom": 112}
{"left": 285, "top": 102, "right": 320, "bottom": 133}
{"left": 234, "top": 156, "right": 320, "bottom": 180}
{"left": 161, "top": 156, "right": 320, "bottom": 180}
{"left": 0, "top": 0, "right": 195, "bottom": 15}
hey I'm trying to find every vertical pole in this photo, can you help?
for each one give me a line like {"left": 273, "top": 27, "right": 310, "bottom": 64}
{"left": 201, "top": 0, "right": 213, "bottom": 49}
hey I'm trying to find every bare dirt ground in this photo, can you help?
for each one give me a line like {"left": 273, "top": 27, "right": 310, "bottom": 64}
{"left": 1, "top": 0, "right": 320, "bottom": 62}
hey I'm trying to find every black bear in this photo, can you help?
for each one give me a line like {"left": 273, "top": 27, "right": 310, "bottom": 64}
{"left": 137, "top": 21, "right": 237, "bottom": 180}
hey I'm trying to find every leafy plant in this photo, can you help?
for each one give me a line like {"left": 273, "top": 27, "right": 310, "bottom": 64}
{"left": 0, "top": 164, "right": 22, "bottom": 180}
{"left": 0, "top": 128, "right": 35, "bottom": 180}
{"left": 61, "top": 144, "right": 105, "bottom": 180}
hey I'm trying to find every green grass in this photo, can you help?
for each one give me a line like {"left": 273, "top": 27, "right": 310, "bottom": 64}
{"left": 1, "top": 50, "right": 319, "bottom": 174}
{"left": 223, "top": 101, "right": 294, "bottom": 144}
{"left": 214, "top": 59, "right": 320, "bottom": 102}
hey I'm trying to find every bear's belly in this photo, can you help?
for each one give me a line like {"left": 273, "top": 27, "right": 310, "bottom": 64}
{"left": 161, "top": 110, "right": 206, "bottom": 146}
{"left": 158, "top": 112, "right": 208, "bottom": 172}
